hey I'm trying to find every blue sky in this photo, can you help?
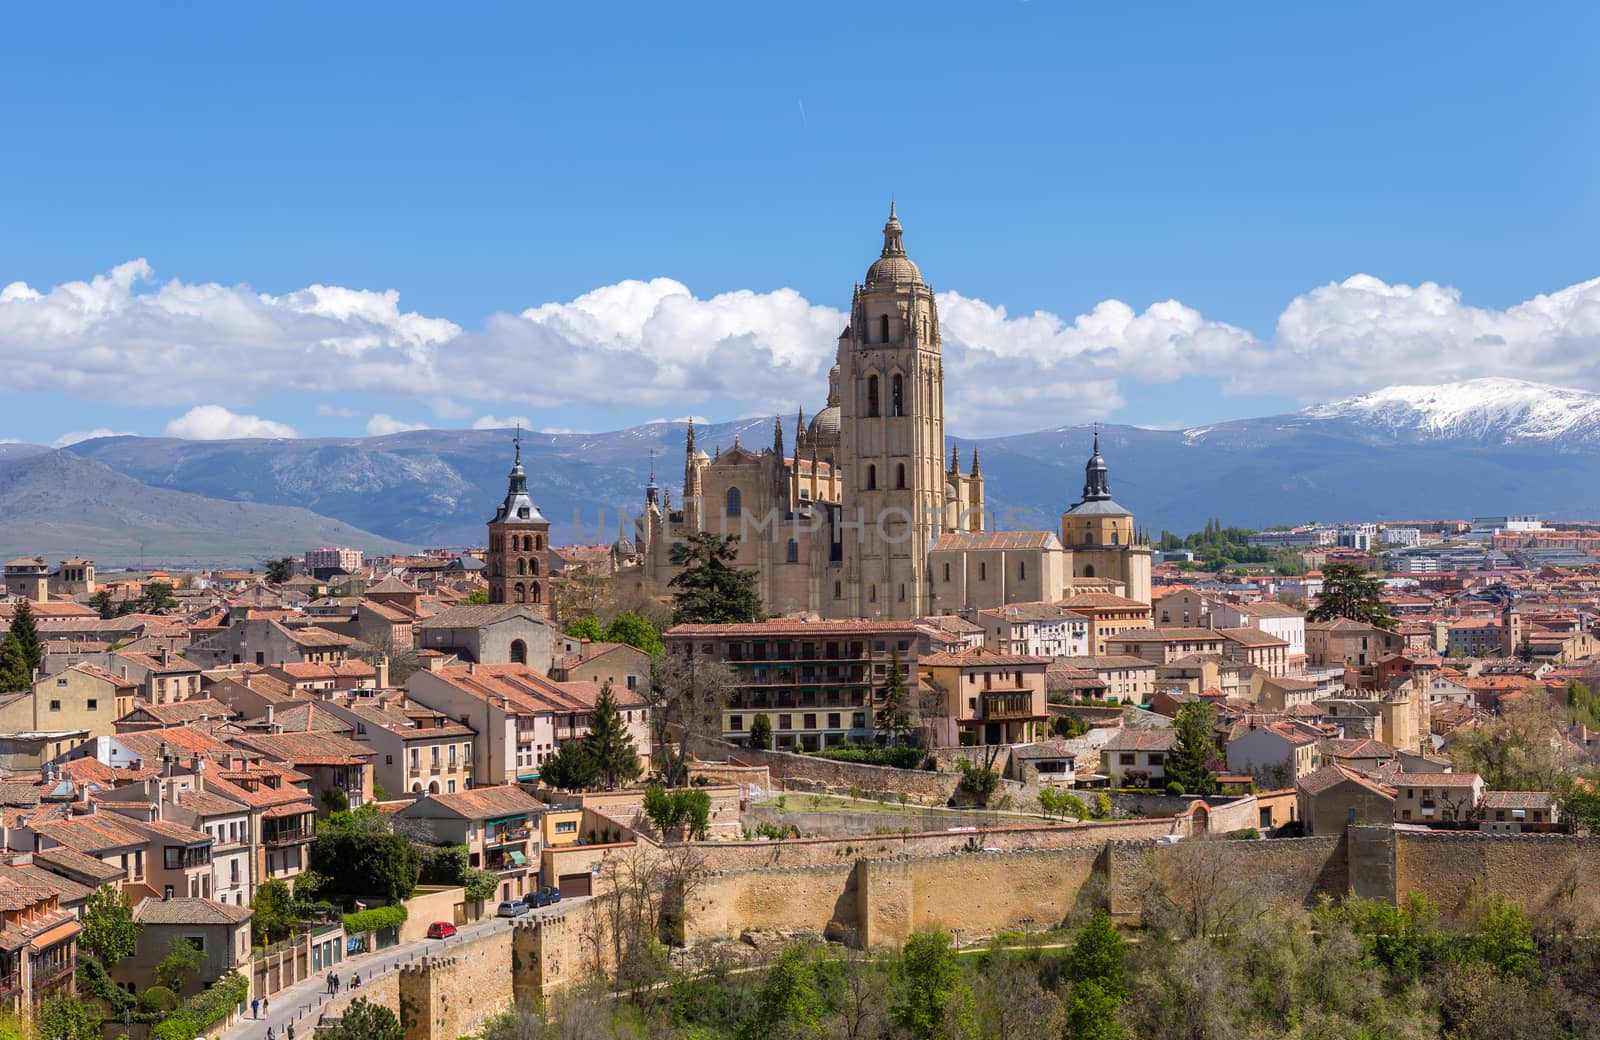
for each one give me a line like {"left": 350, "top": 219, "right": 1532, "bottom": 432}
{"left": 2, "top": 2, "right": 1597, "bottom": 445}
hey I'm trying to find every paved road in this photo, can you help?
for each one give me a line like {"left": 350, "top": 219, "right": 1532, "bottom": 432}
{"left": 222, "top": 901, "right": 578, "bottom": 1040}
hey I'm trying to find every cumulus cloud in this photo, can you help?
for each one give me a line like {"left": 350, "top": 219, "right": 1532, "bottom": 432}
{"left": 471, "top": 414, "right": 532, "bottom": 431}
{"left": 365, "top": 414, "right": 429, "bottom": 436}
{"left": 165, "top": 405, "right": 298, "bottom": 440}
{"left": 8, "top": 260, "right": 1600, "bottom": 438}
{"left": 53, "top": 428, "right": 135, "bottom": 447}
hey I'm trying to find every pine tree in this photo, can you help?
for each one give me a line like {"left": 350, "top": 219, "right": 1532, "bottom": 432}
{"left": 668, "top": 532, "right": 764, "bottom": 625}
{"left": 748, "top": 713, "right": 773, "bottom": 750}
{"left": 1165, "top": 701, "right": 1218, "bottom": 795}
{"left": 584, "top": 681, "right": 641, "bottom": 790}
{"left": 1308, "top": 562, "right": 1396, "bottom": 630}
{"left": 0, "top": 633, "right": 30, "bottom": 693}
{"left": 877, "top": 649, "right": 913, "bottom": 747}
{"left": 8, "top": 598, "right": 41, "bottom": 679}
{"left": 89, "top": 590, "right": 117, "bottom": 620}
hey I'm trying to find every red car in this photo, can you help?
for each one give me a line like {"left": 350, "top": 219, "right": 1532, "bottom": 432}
{"left": 426, "top": 921, "right": 457, "bottom": 939}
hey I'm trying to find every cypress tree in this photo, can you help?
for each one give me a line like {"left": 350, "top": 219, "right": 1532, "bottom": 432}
{"left": 0, "top": 633, "right": 31, "bottom": 694}
{"left": 8, "top": 598, "right": 41, "bottom": 679}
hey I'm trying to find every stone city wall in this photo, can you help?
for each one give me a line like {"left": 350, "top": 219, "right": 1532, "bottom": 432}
{"left": 688, "top": 734, "right": 962, "bottom": 805}
{"left": 1104, "top": 835, "right": 1347, "bottom": 922}
{"left": 1392, "top": 830, "right": 1600, "bottom": 923}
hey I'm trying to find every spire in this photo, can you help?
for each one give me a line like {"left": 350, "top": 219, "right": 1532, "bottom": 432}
{"left": 950, "top": 443, "right": 961, "bottom": 474}
{"left": 881, "top": 201, "right": 905, "bottom": 258}
{"left": 490, "top": 427, "right": 544, "bottom": 524}
{"left": 684, "top": 417, "right": 696, "bottom": 458}
{"left": 645, "top": 447, "right": 660, "bottom": 506}
{"left": 971, "top": 447, "right": 981, "bottom": 477}
{"left": 795, "top": 408, "right": 806, "bottom": 449}
{"left": 773, "top": 415, "right": 784, "bottom": 458}
{"left": 513, "top": 424, "right": 522, "bottom": 467}
{"left": 1082, "top": 434, "right": 1111, "bottom": 502}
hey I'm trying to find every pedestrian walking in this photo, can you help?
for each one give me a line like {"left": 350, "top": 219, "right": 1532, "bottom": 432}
{"left": 252, "top": 998, "right": 259, "bottom": 1019}
{"left": 266, "top": 1028, "right": 274, "bottom": 1040}
{"left": 326, "top": 971, "right": 336, "bottom": 995}
{"left": 262, "top": 997, "right": 269, "bottom": 1017}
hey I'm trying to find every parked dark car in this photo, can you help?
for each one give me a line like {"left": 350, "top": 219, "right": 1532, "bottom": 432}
{"left": 528, "top": 889, "right": 551, "bottom": 908}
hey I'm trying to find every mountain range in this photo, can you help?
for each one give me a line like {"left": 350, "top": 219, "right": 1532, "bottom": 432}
{"left": 5, "top": 378, "right": 1600, "bottom": 567}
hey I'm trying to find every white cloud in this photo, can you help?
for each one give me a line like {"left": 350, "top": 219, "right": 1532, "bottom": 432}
{"left": 366, "top": 414, "right": 429, "bottom": 436}
{"left": 53, "top": 428, "right": 134, "bottom": 447}
{"left": 9, "top": 260, "right": 1600, "bottom": 438}
{"left": 471, "top": 414, "right": 532, "bottom": 431}
{"left": 165, "top": 405, "right": 298, "bottom": 440}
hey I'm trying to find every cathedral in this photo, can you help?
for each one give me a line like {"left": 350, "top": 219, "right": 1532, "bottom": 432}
{"left": 595, "top": 207, "right": 1153, "bottom": 620}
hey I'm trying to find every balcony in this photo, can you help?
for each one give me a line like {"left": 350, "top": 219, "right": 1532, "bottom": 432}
{"left": 0, "top": 970, "right": 18, "bottom": 1003}
{"left": 981, "top": 692, "right": 1040, "bottom": 720}
{"left": 485, "top": 825, "right": 532, "bottom": 847}
{"left": 30, "top": 959, "right": 73, "bottom": 992}
{"left": 263, "top": 827, "right": 315, "bottom": 848}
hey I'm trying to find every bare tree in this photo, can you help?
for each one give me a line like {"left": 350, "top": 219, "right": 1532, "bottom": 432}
{"left": 649, "top": 653, "right": 737, "bottom": 787}
{"left": 590, "top": 843, "right": 707, "bottom": 993}
{"left": 966, "top": 950, "right": 1065, "bottom": 1040}
{"left": 828, "top": 945, "right": 892, "bottom": 1040}
{"left": 1141, "top": 836, "right": 1270, "bottom": 940}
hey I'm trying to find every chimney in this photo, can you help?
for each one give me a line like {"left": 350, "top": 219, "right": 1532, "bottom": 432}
{"left": 265, "top": 705, "right": 275, "bottom": 728}
{"left": 160, "top": 647, "right": 171, "bottom": 666}
{"left": 376, "top": 653, "right": 390, "bottom": 690}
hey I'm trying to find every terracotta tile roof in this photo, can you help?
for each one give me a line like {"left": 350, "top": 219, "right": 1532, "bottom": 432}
{"left": 119, "top": 698, "right": 235, "bottom": 725}
{"left": 227, "top": 729, "right": 374, "bottom": 767}
{"left": 1241, "top": 602, "right": 1305, "bottom": 618}
{"left": 1058, "top": 592, "right": 1150, "bottom": 610}
{"left": 1115, "top": 627, "right": 1223, "bottom": 643}
{"left": 929, "top": 531, "right": 1061, "bottom": 551}
{"left": 117, "top": 726, "right": 238, "bottom": 762}
{"left": 1321, "top": 738, "right": 1396, "bottom": 760}
{"left": 280, "top": 625, "right": 354, "bottom": 649}
{"left": 0, "top": 863, "right": 92, "bottom": 904}
{"left": 1298, "top": 762, "right": 1396, "bottom": 799}
{"left": 175, "top": 788, "right": 248, "bottom": 817}
{"left": 1060, "top": 655, "right": 1156, "bottom": 670}
{"left": 271, "top": 661, "right": 377, "bottom": 681}
{"left": 1392, "top": 771, "right": 1482, "bottom": 788}
{"left": 31, "top": 815, "right": 147, "bottom": 853}
{"left": 134, "top": 896, "right": 252, "bottom": 926}
{"left": 30, "top": 847, "right": 124, "bottom": 883}
{"left": 396, "top": 785, "right": 544, "bottom": 820}
{"left": 1217, "top": 627, "right": 1289, "bottom": 648}
{"left": 665, "top": 620, "right": 916, "bottom": 638}
{"left": 423, "top": 664, "right": 649, "bottom": 715}
{"left": 1481, "top": 790, "right": 1554, "bottom": 810}
{"left": 1104, "top": 729, "right": 1177, "bottom": 752}
{"left": 921, "top": 648, "right": 1049, "bottom": 668}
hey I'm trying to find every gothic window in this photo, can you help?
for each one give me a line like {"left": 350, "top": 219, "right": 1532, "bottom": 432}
{"left": 866, "top": 465, "right": 877, "bottom": 491}
{"left": 895, "top": 464, "right": 906, "bottom": 489}
{"left": 891, "top": 374, "right": 904, "bottom": 417}
{"left": 787, "top": 539, "right": 799, "bottom": 563}
{"left": 867, "top": 375, "right": 880, "bottom": 417}
{"left": 726, "top": 486, "right": 743, "bottom": 517}
{"left": 514, "top": 583, "right": 526, "bottom": 604}
{"left": 517, "top": 559, "right": 526, "bottom": 576}
{"left": 879, "top": 314, "right": 889, "bottom": 343}
{"left": 510, "top": 640, "right": 527, "bottom": 665}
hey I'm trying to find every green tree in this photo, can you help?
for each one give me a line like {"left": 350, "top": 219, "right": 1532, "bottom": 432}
{"left": 893, "top": 930, "right": 966, "bottom": 1040}
{"left": 584, "top": 682, "right": 641, "bottom": 790}
{"left": 265, "top": 557, "right": 295, "bottom": 583}
{"left": 461, "top": 868, "right": 500, "bottom": 904}
{"left": 136, "top": 581, "right": 180, "bottom": 613}
{"left": 80, "top": 884, "right": 139, "bottom": 966}
{"left": 1066, "top": 979, "right": 1126, "bottom": 1040}
{"left": 250, "top": 877, "right": 296, "bottom": 944}
{"left": 154, "top": 935, "right": 204, "bottom": 993}
{"left": 7, "top": 599, "right": 41, "bottom": 678}
{"left": 0, "top": 634, "right": 30, "bottom": 694}
{"left": 309, "top": 813, "right": 420, "bottom": 905}
{"left": 603, "top": 611, "right": 665, "bottom": 656}
{"left": 36, "top": 995, "right": 102, "bottom": 1040}
{"left": 1307, "top": 562, "right": 1396, "bottom": 630}
{"left": 418, "top": 844, "right": 469, "bottom": 886}
{"left": 463, "top": 588, "right": 490, "bottom": 605}
{"left": 739, "top": 946, "right": 826, "bottom": 1040}
{"left": 318, "top": 997, "right": 403, "bottom": 1040}
{"left": 565, "top": 615, "right": 606, "bottom": 642}
{"left": 539, "top": 740, "right": 598, "bottom": 791}
{"left": 1069, "top": 909, "right": 1126, "bottom": 1000}
{"left": 747, "top": 713, "right": 773, "bottom": 750}
{"left": 642, "top": 784, "right": 712, "bottom": 840}
{"left": 89, "top": 589, "right": 118, "bottom": 619}
{"left": 1470, "top": 895, "right": 1537, "bottom": 979}
{"left": 669, "top": 532, "right": 763, "bottom": 625}
{"left": 876, "top": 649, "right": 913, "bottom": 747}
{"left": 1165, "top": 701, "right": 1219, "bottom": 795}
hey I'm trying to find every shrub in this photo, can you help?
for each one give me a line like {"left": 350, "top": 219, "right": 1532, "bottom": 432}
{"left": 1164, "top": 780, "right": 1186, "bottom": 798}
{"left": 955, "top": 761, "right": 999, "bottom": 807}
{"left": 1226, "top": 827, "right": 1261, "bottom": 841}
{"left": 343, "top": 905, "right": 407, "bottom": 934}
{"left": 810, "top": 742, "right": 925, "bottom": 770}
{"left": 137, "top": 986, "right": 178, "bottom": 1014}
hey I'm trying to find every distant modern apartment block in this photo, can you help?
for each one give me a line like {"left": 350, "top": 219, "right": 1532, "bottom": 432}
{"left": 303, "top": 546, "right": 364, "bottom": 575}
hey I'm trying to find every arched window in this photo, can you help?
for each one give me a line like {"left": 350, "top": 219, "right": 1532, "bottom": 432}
{"left": 866, "top": 465, "right": 877, "bottom": 491}
{"left": 944, "top": 563, "right": 951, "bottom": 582}
{"left": 867, "top": 375, "right": 880, "bottom": 417}
{"left": 979, "top": 562, "right": 987, "bottom": 581}
{"left": 510, "top": 639, "right": 527, "bottom": 665}
{"left": 1019, "top": 561, "right": 1027, "bottom": 580}
{"left": 535, "top": 534, "right": 544, "bottom": 551}
{"left": 869, "top": 585, "right": 877, "bottom": 603}
{"left": 1084, "top": 533, "right": 1093, "bottom": 545}
{"left": 514, "top": 583, "right": 526, "bottom": 604}
{"left": 834, "top": 581, "right": 842, "bottom": 599}
{"left": 880, "top": 314, "right": 889, "bottom": 343}
{"left": 1083, "top": 565, "right": 1096, "bottom": 578}
{"left": 726, "top": 486, "right": 742, "bottom": 517}
{"left": 529, "top": 558, "right": 539, "bottom": 576}
{"left": 891, "top": 374, "right": 904, "bottom": 417}
{"left": 787, "top": 539, "right": 799, "bottom": 563}
{"left": 531, "top": 582, "right": 542, "bottom": 604}
{"left": 895, "top": 464, "right": 906, "bottom": 489}
{"left": 1112, "top": 530, "right": 1120, "bottom": 546}
{"left": 517, "top": 558, "right": 526, "bottom": 576}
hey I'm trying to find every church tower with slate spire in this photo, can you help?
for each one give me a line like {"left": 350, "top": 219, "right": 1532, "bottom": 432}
{"left": 486, "top": 429, "right": 551, "bottom": 611}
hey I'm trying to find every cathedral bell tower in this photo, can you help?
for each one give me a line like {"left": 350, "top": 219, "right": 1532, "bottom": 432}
{"left": 837, "top": 204, "right": 945, "bottom": 619}
{"left": 486, "top": 429, "right": 551, "bottom": 613}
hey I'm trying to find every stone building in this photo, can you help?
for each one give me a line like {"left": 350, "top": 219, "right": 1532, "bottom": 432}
{"left": 614, "top": 207, "right": 1152, "bottom": 621}
{"left": 485, "top": 434, "right": 551, "bottom": 614}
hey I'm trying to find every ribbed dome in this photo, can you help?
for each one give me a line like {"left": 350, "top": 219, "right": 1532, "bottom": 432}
{"left": 866, "top": 254, "right": 922, "bottom": 286}
{"left": 808, "top": 405, "right": 841, "bottom": 439}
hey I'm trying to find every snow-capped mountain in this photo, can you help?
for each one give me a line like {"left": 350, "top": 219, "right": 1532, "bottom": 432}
{"left": 1299, "top": 378, "right": 1600, "bottom": 446}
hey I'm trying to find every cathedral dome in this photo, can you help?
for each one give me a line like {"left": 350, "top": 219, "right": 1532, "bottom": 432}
{"left": 808, "top": 405, "right": 841, "bottom": 439}
{"left": 864, "top": 203, "right": 922, "bottom": 287}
